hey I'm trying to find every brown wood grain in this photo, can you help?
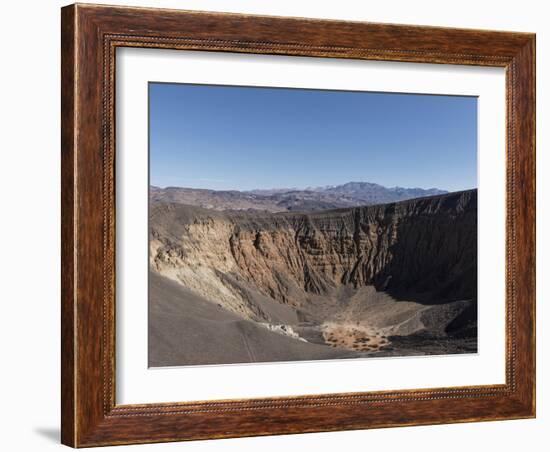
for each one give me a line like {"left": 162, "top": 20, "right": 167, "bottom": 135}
{"left": 60, "top": 5, "right": 76, "bottom": 447}
{"left": 61, "top": 3, "right": 536, "bottom": 447}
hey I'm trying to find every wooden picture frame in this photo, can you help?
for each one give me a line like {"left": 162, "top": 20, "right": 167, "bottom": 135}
{"left": 61, "top": 3, "right": 535, "bottom": 447}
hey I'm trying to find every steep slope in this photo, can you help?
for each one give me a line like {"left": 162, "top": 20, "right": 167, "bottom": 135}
{"left": 149, "top": 272, "right": 358, "bottom": 366}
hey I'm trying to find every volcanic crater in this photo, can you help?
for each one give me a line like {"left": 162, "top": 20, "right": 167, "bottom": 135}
{"left": 149, "top": 189, "right": 477, "bottom": 366}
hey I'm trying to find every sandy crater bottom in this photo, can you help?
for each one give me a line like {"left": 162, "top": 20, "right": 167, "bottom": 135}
{"left": 322, "top": 323, "right": 391, "bottom": 352}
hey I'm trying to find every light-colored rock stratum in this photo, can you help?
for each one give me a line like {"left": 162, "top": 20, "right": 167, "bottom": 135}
{"left": 149, "top": 190, "right": 478, "bottom": 366}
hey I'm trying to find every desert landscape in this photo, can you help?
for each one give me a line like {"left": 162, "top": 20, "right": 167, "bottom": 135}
{"left": 148, "top": 82, "right": 478, "bottom": 367}
{"left": 148, "top": 182, "right": 477, "bottom": 366}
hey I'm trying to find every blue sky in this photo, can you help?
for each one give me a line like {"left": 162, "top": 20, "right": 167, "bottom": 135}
{"left": 149, "top": 83, "right": 477, "bottom": 192}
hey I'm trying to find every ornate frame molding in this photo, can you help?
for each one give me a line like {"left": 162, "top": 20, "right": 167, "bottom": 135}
{"left": 62, "top": 4, "right": 535, "bottom": 447}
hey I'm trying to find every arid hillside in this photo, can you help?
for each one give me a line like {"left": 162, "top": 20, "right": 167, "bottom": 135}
{"left": 150, "top": 182, "right": 447, "bottom": 212}
{"left": 149, "top": 190, "right": 477, "bottom": 366}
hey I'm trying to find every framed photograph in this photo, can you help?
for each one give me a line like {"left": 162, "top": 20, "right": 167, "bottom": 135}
{"left": 61, "top": 3, "right": 536, "bottom": 447}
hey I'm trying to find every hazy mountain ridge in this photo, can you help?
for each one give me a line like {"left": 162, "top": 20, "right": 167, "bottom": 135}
{"left": 150, "top": 181, "right": 449, "bottom": 212}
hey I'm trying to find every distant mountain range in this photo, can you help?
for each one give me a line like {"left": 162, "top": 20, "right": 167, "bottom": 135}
{"left": 150, "top": 181, "right": 448, "bottom": 212}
